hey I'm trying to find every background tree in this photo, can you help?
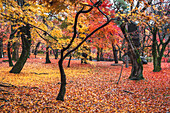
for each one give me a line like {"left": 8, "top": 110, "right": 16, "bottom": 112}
{"left": 131, "top": 0, "right": 170, "bottom": 72}
{"left": 0, "top": 23, "right": 10, "bottom": 58}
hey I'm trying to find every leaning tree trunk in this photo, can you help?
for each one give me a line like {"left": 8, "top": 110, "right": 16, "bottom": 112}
{"left": 10, "top": 25, "right": 31, "bottom": 73}
{"left": 0, "top": 38, "right": 3, "bottom": 58}
{"left": 45, "top": 46, "right": 51, "bottom": 63}
{"left": 56, "top": 51, "right": 66, "bottom": 101}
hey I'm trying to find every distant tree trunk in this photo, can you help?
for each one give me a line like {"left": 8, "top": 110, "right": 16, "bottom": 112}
{"left": 112, "top": 43, "right": 118, "bottom": 63}
{"left": 12, "top": 42, "right": 19, "bottom": 61}
{"left": 54, "top": 49, "right": 58, "bottom": 59}
{"left": 67, "top": 54, "right": 72, "bottom": 67}
{"left": 121, "top": 23, "right": 144, "bottom": 80}
{"left": 34, "top": 42, "right": 41, "bottom": 58}
{"left": 117, "top": 45, "right": 122, "bottom": 60}
{"left": 56, "top": 51, "right": 66, "bottom": 101}
{"left": 7, "top": 41, "right": 13, "bottom": 67}
{"left": 0, "top": 38, "right": 3, "bottom": 58}
{"left": 97, "top": 47, "right": 100, "bottom": 61}
{"left": 7, "top": 25, "right": 16, "bottom": 67}
{"left": 100, "top": 48, "right": 104, "bottom": 61}
{"left": 10, "top": 24, "right": 31, "bottom": 73}
{"left": 45, "top": 46, "right": 51, "bottom": 63}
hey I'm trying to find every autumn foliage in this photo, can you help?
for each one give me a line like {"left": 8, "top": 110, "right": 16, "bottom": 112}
{"left": 0, "top": 0, "right": 169, "bottom": 112}
{"left": 0, "top": 57, "right": 169, "bottom": 112}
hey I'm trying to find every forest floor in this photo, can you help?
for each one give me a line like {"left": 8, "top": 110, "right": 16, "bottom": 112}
{"left": 0, "top": 56, "right": 169, "bottom": 112}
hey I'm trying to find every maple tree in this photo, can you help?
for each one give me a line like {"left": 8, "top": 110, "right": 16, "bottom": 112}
{"left": 1, "top": 0, "right": 117, "bottom": 101}
{"left": 54, "top": 0, "right": 117, "bottom": 101}
{"left": 0, "top": 0, "right": 63, "bottom": 72}
{"left": 110, "top": 0, "right": 169, "bottom": 79}
{"left": 121, "top": 0, "right": 170, "bottom": 72}
{"left": 143, "top": 1, "right": 169, "bottom": 72}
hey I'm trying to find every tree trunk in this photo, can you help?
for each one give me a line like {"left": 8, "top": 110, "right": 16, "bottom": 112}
{"left": 97, "top": 47, "right": 100, "bottom": 61}
{"left": 121, "top": 23, "right": 144, "bottom": 80}
{"left": 7, "top": 25, "right": 16, "bottom": 67}
{"left": 34, "top": 42, "right": 41, "bottom": 58}
{"left": 152, "top": 30, "right": 161, "bottom": 72}
{"left": 45, "top": 46, "right": 51, "bottom": 63}
{"left": 67, "top": 54, "right": 72, "bottom": 67}
{"left": 54, "top": 49, "right": 58, "bottom": 59}
{"left": 112, "top": 44, "right": 118, "bottom": 63}
{"left": 100, "top": 48, "right": 104, "bottom": 61}
{"left": 128, "top": 46, "right": 144, "bottom": 80}
{"left": 10, "top": 25, "right": 31, "bottom": 73}
{"left": 0, "top": 38, "right": 3, "bottom": 58}
{"left": 56, "top": 54, "right": 66, "bottom": 101}
{"left": 7, "top": 40, "right": 13, "bottom": 67}
{"left": 12, "top": 42, "right": 19, "bottom": 61}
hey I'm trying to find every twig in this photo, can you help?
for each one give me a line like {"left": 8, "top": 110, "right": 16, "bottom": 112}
{"left": 117, "top": 64, "right": 124, "bottom": 84}
{"left": 123, "top": 90, "right": 134, "bottom": 94}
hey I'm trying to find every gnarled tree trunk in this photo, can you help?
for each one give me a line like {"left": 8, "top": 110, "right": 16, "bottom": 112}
{"left": 10, "top": 25, "right": 31, "bottom": 73}
{"left": 128, "top": 45, "right": 144, "bottom": 80}
{"left": 121, "top": 22, "right": 144, "bottom": 80}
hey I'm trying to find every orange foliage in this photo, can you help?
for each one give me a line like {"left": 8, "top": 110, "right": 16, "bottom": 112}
{"left": 0, "top": 57, "right": 169, "bottom": 112}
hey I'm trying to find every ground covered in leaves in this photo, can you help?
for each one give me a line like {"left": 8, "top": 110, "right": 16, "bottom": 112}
{"left": 0, "top": 57, "right": 169, "bottom": 112}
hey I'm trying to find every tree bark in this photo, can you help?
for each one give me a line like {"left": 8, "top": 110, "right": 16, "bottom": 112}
{"left": 128, "top": 46, "right": 144, "bottom": 80}
{"left": 152, "top": 30, "right": 159, "bottom": 71}
{"left": 45, "top": 46, "right": 51, "bottom": 63}
{"left": 121, "top": 23, "right": 144, "bottom": 80}
{"left": 152, "top": 29, "right": 162, "bottom": 72}
{"left": 10, "top": 25, "right": 31, "bottom": 73}
{"left": 56, "top": 51, "right": 66, "bottom": 101}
